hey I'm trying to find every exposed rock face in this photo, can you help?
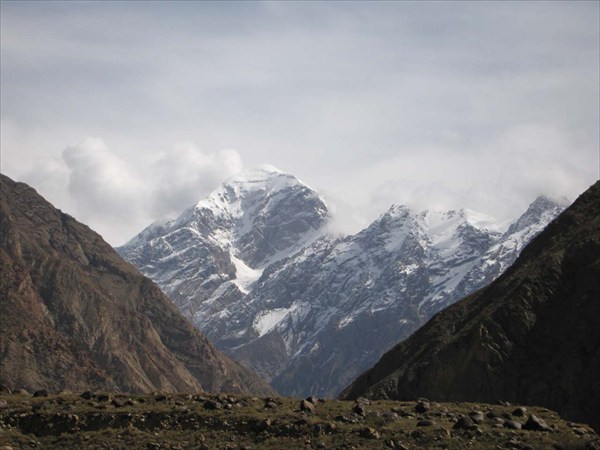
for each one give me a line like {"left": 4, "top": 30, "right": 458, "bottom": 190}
{"left": 340, "top": 181, "right": 600, "bottom": 432}
{"left": 120, "top": 166, "right": 565, "bottom": 398}
{"left": 0, "top": 174, "right": 274, "bottom": 396}
{"left": 118, "top": 165, "right": 328, "bottom": 319}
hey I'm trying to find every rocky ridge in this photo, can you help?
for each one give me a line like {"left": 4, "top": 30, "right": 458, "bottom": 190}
{"left": 340, "top": 181, "right": 600, "bottom": 433}
{"left": 0, "top": 174, "right": 273, "bottom": 396}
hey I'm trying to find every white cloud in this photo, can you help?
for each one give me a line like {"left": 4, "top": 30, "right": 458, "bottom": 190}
{"left": 20, "top": 138, "right": 245, "bottom": 245}
{"left": 1, "top": 2, "right": 598, "bottom": 244}
{"left": 344, "top": 123, "right": 597, "bottom": 226}
{"left": 149, "top": 143, "right": 243, "bottom": 220}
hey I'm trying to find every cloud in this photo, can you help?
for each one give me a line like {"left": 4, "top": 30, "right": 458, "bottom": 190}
{"left": 58, "top": 138, "right": 146, "bottom": 244}
{"left": 21, "top": 137, "right": 244, "bottom": 245}
{"left": 149, "top": 143, "right": 243, "bottom": 219}
{"left": 346, "top": 123, "right": 598, "bottom": 225}
{"left": 1, "top": 2, "right": 598, "bottom": 243}
{"left": 63, "top": 138, "right": 144, "bottom": 218}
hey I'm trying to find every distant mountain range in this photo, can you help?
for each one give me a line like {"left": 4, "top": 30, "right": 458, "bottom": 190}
{"left": 340, "top": 180, "right": 600, "bottom": 433}
{"left": 0, "top": 174, "right": 273, "bottom": 396}
{"left": 119, "top": 166, "right": 566, "bottom": 397}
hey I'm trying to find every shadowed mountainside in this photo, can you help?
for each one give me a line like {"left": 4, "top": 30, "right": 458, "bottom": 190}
{"left": 0, "top": 174, "right": 274, "bottom": 396}
{"left": 341, "top": 181, "right": 600, "bottom": 432}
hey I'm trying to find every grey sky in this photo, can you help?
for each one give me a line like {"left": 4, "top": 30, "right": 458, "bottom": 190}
{"left": 1, "top": 1, "right": 598, "bottom": 245}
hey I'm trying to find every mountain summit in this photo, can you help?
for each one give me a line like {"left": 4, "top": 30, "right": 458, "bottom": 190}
{"left": 119, "top": 166, "right": 328, "bottom": 318}
{"left": 121, "top": 168, "right": 566, "bottom": 397}
{"left": 340, "top": 181, "right": 600, "bottom": 432}
{"left": 0, "top": 174, "right": 273, "bottom": 395}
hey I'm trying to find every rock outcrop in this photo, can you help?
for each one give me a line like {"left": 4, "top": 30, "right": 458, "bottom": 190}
{"left": 0, "top": 174, "right": 274, "bottom": 396}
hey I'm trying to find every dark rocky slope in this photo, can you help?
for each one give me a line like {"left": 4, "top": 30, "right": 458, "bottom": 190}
{"left": 0, "top": 174, "right": 273, "bottom": 396}
{"left": 340, "top": 181, "right": 600, "bottom": 432}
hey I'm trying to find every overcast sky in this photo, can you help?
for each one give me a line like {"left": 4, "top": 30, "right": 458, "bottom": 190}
{"left": 1, "top": 1, "right": 598, "bottom": 245}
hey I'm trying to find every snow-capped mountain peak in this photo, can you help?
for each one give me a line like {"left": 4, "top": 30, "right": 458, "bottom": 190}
{"left": 118, "top": 166, "right": 329, "bottom": 316}
{"left": 119, "top": 171, "right": 567, "bottom": 398}
{"left": 506, "top": 195, "right": 566, "bottom": 236}
{"left": 197, "top": 165, "right": 305, "bottom": 211}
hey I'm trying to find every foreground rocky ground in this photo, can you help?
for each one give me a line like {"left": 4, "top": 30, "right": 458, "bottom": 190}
{"left": 0, "top": 391, "right": 597, "bottom": 450}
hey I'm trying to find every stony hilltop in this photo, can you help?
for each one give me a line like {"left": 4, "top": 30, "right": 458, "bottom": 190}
{"left": 340, "top": 181, "right": 600, "bottom": 432}
{"left": 0, "top": 174, "right": 273, "bottom": 396}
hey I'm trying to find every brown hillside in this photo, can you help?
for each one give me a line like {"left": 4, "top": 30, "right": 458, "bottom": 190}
{"left": 0, "top": 174, "right": 274, "bottom": 396}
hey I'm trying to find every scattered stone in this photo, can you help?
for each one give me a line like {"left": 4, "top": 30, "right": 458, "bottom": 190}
{"left": 264, "top": 398, "right": 279, "bottom": 409}
{"left": 356, "top": 397, "right": 370, "bottom": 405}
{"left": 111, "top": 398, "right": 125, "bottom": 408}
{"left": 453, "top": 416, "right": 476, "bottom": 430}
{"left": 512, "top": 407, "right": 527, "bottom": 417}
{"left": 80, "top": 391, "right": 95, "bottom": 400}
{"left": 305, "top": 395, "right": 318, "bottom": 405}
{"left": 383, "top": 411, "right": 400, "bottom": 421}
{"left": 154, "top": 394, "right": 167, "bottom": 402}
{"left": 359, "top": 427, "right": 380, "bottom": 439}
{"left": 32, "top": 389, "right": 48, "bottom": 397}
{"left": 294, "top": 418, "right": 308, "bottom": 427}
{"left": 504, "top": 420, "right": 522, "bottom": 430}
{"left": 0, "top": 399, "right": 8, "bottom": 408}
{"left": 97, "top": 393, "right": 111, "bottom": 402}
{"left": 252, "top": 418, "right": 272, "bottom": 432}
{"left": 415, "top": 401, "right": 431, "bottom": 413}
{"left": 410, "top": 429, "right": 426, "bottom": 439}
{"left": 31, "top": 401, "right": 46, "bottom": 412}
{"left": 203, "top": 400, "right": 221, "bottom": 410}
{"left": 335, "top": 415, "right": 357, "bottom": 424}
{"left": 14, "top": 389, "right": 30, "bottom": 396}
{"left": 300, "top": 399, "right": 315, "bottom": 412}
{"left": 416, "top": 419, "right": 435, "bottom": 427}
{"left": 469, "top": 411, "right": 485, "bottom": 424}
{"left": 352, "top": 403, "right": 366, "bottom": 416}
{"left": 523, "top": 414, "right": 550, "bottom": 431}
